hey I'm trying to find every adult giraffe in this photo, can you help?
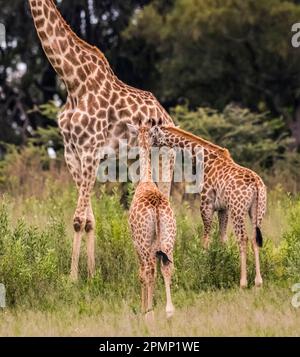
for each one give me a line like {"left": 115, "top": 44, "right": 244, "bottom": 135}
{"left": 28, "top": 0, "right": 174, "bottom": 280}
{"left": 149, "top": 125, "right": 267, "bottom": 288}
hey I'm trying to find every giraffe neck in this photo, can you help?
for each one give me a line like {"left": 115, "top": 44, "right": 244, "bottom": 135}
{"left": 28, "top": 0, "right": 112, "bottom": 95}
{"left": 161, "top": 127, "right": 231, "bottom": 162}
{"left": 139, "top": 144, "right": 152, "bottom": 183}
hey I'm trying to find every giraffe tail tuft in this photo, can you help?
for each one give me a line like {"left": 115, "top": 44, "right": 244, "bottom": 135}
{"left": 156, "top": 251, "right": 172, "bottom": 265}
{"left": 256, "top": 227, "right": 263, "bottom": 248}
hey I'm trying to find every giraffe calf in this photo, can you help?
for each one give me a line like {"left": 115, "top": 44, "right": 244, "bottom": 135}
{"left": 150, "top": 124, "right": 267, "bottom": 289}
{"left": 127, "top": 124, "right": 176, "bottom": 320}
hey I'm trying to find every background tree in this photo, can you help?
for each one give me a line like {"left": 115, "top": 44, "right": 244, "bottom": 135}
{"left": 123, "top": 0, "right": 300, "bottom": 148}
{"left": 173, "top": 105, "right": 292, "bottom": 169}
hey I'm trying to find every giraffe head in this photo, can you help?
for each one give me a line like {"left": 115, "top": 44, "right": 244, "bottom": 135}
{"left": 127, "top": 122, "right": 152, "bottom": 150}
{"left": 150, "top": 123, "right": 233, "bottom": 160}
{"left": 149, "top": 121, "right": 169, "bottom": 147}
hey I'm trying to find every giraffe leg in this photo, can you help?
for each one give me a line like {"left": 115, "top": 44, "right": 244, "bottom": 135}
{"left": 144, "top": 262, "right": 156, "bottom": 323}
{"left": 71, "top": 144, "right": 101, "bottom": 280}
{"left": 139, "top": 264, "right": 148, "bottom": 315}
{"left": 156, "top": 206, "right": 176, "bottom": 318}
{"left": 64, "top": 144, "right": 85, "bottom": 281}
{"left": 157, "top": 148, "right": 175, "bottom": 198}
{"left": 252, "top": 239, "right": 263, "bottom": 287}
{"left": 239, "top": 240, "right": 248, "bottom": 289}
{"left": 218, "top": 209, "right": 229, "bottom": 243}
{"left": 232, "top": 213, "right": 248, "bottom": 288}
{"left": 160, "top": 254, "right": 175, "bottom": 318}
{"left": 73, "top": 149, "right": 101, "bottom": 234}
{"left": 70, "top": 231, "right": 83, "bottom": 281}
{"left": 200, "top": 198, "right": 215, "bottom": 249}
{"left": 86, "top": 200, "right": 96, "bottom": 278}
{"left": 249, "top": 205, "right": 263, "bottom": 288}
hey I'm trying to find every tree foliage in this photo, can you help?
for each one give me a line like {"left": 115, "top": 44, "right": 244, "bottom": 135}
{"left": 173, "top": 105, "right": 293, "bottom": 169}
{"left": 124, "top": 0, "right": 300, "bottom": 146}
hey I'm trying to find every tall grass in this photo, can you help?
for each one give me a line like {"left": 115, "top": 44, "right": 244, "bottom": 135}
{"left": 0, "top": 149, "right": 300, "bottom": 337}
{"left": 0, "top": 181, "right": 300, "bottom": 312}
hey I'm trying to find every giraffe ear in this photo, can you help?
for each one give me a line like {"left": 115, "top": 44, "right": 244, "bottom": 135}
{"left": 126, "top": 123, "right": 139, "bottom": 137}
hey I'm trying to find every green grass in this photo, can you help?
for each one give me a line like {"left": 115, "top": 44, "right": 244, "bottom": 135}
{"left": 0, "top": 182, "right": 300, "bottom": 336}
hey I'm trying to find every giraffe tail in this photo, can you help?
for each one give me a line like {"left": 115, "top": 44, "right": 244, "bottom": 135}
{"left": 156, "top": 251, "right": 172, "bottom": 265}
{"left": 155, "top": 207, "right": 172, "bottom": 265}
{"left": 254, "top": 182, "right": 265, "bottom": 248}
{"left": 255, "top": 227, "right": 263, "bottom": 248}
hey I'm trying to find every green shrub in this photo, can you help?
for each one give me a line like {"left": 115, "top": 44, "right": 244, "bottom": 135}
{"left": 172, "top": 105, "right": 294, "bottom": 171}
{"left": 281, "top": 199, "right": 300, "bottom": 282}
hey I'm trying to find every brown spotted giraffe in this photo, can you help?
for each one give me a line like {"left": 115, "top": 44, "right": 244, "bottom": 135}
{"left": 150, "top": 124, "right": 267, "bottom": 288}
{"left": 127, "top": 123, "right": 176, "bottom": 320}
{"left": 28, "top": 0, "right": 174, "bottom": 280}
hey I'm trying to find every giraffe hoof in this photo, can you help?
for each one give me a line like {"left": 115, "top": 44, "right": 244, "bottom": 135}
{"left": 88, "top": 273, "right": 95, "bottom": 280}
{"left": 240, "top": 280, "right": 248, "bottom": 289}
{"left": 203, "top": 238, "right": 210, "bottom": 250}
{"left": 166, "top": 307, "right": 175, "bottom": 319}
{"left": 88, "top": 267, "right": 96, "bottom": 279}
{"left": 145, "top": 310, "right": 155, "bottom": 323}
{"left": 203, "top": 243, "right": 208, "bottom": 250}
{"left": 70, "top": 272, "right": 78, "bottom": 282}
{"left": 221, "top": 235, "right": 228, "bottom": 244}
{"left": 255, "top": 277, "right": 263, "bottom": 288}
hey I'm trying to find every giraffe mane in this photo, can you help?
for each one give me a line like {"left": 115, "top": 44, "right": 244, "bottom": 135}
{"left": 48, "top": 0, "right": 110, "bottom": 66}
{"left": 163, "top": 126, "right": 232, "bottom": 159}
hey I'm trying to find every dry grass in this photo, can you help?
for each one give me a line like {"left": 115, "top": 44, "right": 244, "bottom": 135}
{"left": 1, "top": 286, "right": 299, "bottom": 337}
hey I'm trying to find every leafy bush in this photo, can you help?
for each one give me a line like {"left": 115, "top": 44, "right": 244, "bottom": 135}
{"left": 0, "top": 204, "right": 67, "bottom": 307}
{"left": 29, "top": 102, "right": 64, "bottom": 155}
{"left": 281, "top": 199, "right": 300, "bottom": 282}
{"left": 173, "top": 105, "right": 293, "bottom": 170}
